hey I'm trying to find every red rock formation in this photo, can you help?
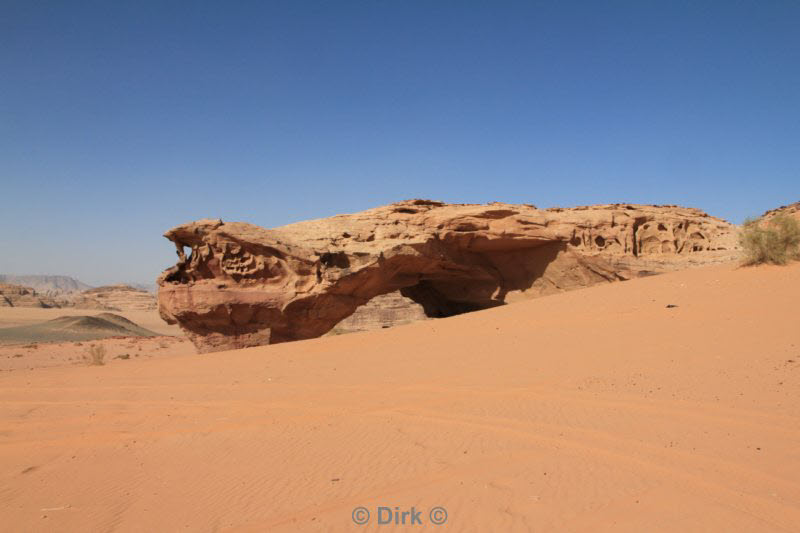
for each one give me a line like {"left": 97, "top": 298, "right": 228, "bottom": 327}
{"left": 157, "top": 200, "right": 739, "bottom": 352}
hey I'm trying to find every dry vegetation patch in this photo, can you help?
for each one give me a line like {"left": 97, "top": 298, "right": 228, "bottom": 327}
{"left": 740, "top": 214, "right": 800, "bottom": 265}
{"left": 84, "top": 344, "right": 106, "bottom": 366}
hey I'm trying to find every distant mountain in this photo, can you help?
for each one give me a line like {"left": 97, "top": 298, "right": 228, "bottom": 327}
{"left": 0, "top": 275, "right": 92, "bottom": 293}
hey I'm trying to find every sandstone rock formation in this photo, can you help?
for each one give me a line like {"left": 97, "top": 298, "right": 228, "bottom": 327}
{"left": 326, "top": 292, "right": 428, "bottom": 336}
{"left": 64, "top": 285, "right": 157, "bottom": 311}
{"left": 0, "top": 283, "right": 59, "bottom": 308}
{"left": 158, "top": 200, "right": 739, "bottom": 353}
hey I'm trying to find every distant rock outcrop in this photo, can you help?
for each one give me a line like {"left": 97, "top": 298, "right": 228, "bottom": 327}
{"left": 0, "top": 283, "right": 59, "bottom": 308}
{"left": 761, "top": 201, "right": 800, "bottom": 222}
{"left": 157, "top": 200, "right": 739, "bottom": 353}
{"left": 0, "top": 282, "right": 156, "bottom": 311}
{"left": 63, "top": 285, "right": 157, "bottom": 311}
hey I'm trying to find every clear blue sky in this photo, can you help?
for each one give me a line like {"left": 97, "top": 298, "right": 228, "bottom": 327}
{"left": 2, "top": 1, "right": 798, "bottom": 286}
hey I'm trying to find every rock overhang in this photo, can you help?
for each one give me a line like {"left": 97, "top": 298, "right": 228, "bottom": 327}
{"left": 158, "top": 200, "right": 740, "bottom": 352}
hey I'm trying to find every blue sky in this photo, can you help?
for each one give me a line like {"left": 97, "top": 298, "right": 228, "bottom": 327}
{"left": 1, "top": 1, "right": 798, "bottom": 286}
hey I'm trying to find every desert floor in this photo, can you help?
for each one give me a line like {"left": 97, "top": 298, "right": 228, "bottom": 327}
{"left": 0, "top": 336, "right": 193, "bottom": 372}
{"left": 0, "top": 263, "right": 798, "bottom": 532}
{"left": 0, "top": 308, "right": 192, "bottom": 372}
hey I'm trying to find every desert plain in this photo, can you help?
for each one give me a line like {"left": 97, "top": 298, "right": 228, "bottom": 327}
{"left": 5, "top": 2, "right": 800, "bottom": 530}
{"left": 0, "top": 260, "right": 798, "bottom": 531}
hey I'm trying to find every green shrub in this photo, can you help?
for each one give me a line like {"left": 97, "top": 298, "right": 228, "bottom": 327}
{"left": 740, "top": 214, "right": 800, "bottom": 265}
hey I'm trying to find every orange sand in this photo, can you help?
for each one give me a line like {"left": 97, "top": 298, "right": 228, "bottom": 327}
{"left": 0, "top": 336, "right": 194, "bottom": 372}
{"left": 0, "top": 262, "right": 798, "bottom": 531}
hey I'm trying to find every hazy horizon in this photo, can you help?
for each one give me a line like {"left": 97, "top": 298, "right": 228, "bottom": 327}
{"left": 2, "top": 2, "right": 798, "bottom": 286}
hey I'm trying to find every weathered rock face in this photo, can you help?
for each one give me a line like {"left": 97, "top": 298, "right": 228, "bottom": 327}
{"left": 326, "top": 291, "right": 429, "bottom": 336}
{"left": 0, "top": 284, "right": 59, "bottom": 308}
{"left": 157, "top": 200, "right": 739, "bottom": 353}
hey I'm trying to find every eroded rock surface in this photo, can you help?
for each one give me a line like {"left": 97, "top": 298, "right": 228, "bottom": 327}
{"left": 326, "top": 291, "right": 428, "bottom": 336}
{"left": 157, "top": 200, "right": 739, "bottom": 353}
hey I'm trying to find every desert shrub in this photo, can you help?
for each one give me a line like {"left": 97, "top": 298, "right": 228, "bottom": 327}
{"left": 85, "top": 344, "right": 106, "bottom": 366}
{"left": 740, "top": 214, "right": 800, "bottom": 265}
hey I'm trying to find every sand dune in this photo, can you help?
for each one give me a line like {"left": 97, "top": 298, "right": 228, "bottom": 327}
{"left": 0, "top": 262, "right": 798, "bottom": 531}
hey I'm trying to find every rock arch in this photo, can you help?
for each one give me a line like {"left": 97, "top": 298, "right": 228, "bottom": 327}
{"left": 158, "top": 200, "right": 738, "bottom": 352}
